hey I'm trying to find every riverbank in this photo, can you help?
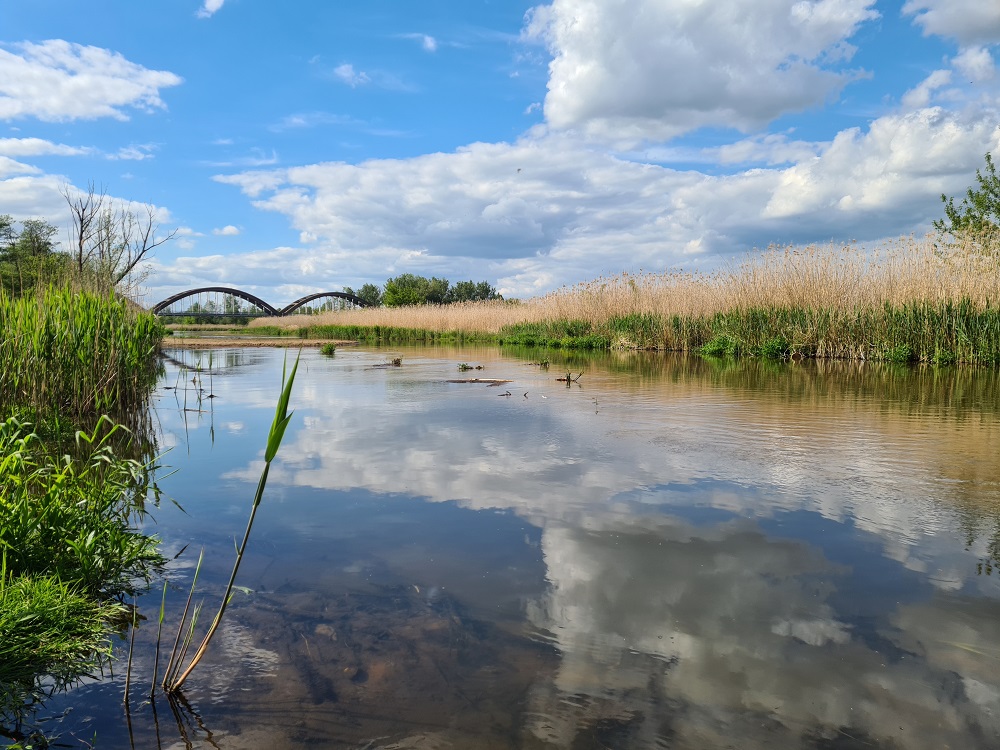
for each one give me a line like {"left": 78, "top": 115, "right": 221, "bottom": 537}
{"left": 240, "top": 235, "right": 1000, "bottom": 364}
{"left": 164, "top": 334, "right": 357, "bottom": 349}
{"left": 0, "top": 288, "right": 165, "bottom": 737}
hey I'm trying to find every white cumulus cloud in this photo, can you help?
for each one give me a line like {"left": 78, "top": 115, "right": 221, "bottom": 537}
{"left": 523, "top": 0, "right": 880, "bottom": 146}
{"left": 903, "top": 0, "right": 1000, "bottom": 46}
{"left": 213, "top": 225, "right": 241, "bottom": 236}
{"left": 197, "top": 104, "right": 1000, "bottom": 300}
{"left": 953, "top": 47, "right": 996, "bottom": 83}
{"left": 400, "top": 33, "right": 438, "bottom": 52}
{"left": 0, "top": 40, "right": 182, "bottom": 122}
{"left": 111, "top": 143, "right": 157, "bottom": 161}
{"left": 901, "top": 69, "right": 953, "bottom": 109}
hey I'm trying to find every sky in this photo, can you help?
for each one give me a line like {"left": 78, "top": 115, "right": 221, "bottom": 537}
{"left": 2, "top": 0, "right": 999, "bottom": 307}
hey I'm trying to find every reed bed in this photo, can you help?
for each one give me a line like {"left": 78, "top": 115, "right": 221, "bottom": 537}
{"left": 252, "top": 234, "right": 1000, "bottom": 362}
{"left": 252, "top": 299, "right": 552, "bottom": 335}
{"left": 0, "top": 286, "right": 164, "bottom": 421}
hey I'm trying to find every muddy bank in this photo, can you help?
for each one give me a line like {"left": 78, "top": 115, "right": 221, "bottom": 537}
{"left": 162, "top": 336, "right": 357, "bottom": 349}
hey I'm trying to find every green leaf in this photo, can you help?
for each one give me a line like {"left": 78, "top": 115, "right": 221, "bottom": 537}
{"left": 265, "top": 352, "right": 300, "bottom": 462}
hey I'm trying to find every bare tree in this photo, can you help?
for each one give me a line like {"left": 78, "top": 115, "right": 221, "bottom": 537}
{"left": 62, "top": 182, "right": 106, "bottom": 275}
{"left": 62, "top": 183, "right": 176, "bottom": 294}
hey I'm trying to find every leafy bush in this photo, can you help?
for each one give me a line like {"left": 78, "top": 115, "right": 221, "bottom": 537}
{"left": 0, "top": 416, "right": 163, "bottom": 717}
{"left": 760, "top": 336, "right": 791, "bottom": 359}
{"left": 884, "top": 344, "right": 915, "bottom": 363}
{"left": 0, "top": 417, "right": 163, "bottom": 598}
{"left": 700, "top": 335, "right": 740, "bottom": 357}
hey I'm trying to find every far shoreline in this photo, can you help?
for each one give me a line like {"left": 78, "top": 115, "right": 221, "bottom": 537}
{"left": 162, "top": 336, "right": 358, "bottom": 349}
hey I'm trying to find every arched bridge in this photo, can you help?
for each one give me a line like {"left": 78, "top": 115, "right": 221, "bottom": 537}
{"left": 151, "top": 287, "right": 367, "bottom": 317}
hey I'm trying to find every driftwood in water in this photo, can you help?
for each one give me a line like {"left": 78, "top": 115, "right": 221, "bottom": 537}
{"left": 446, "top": 378, "right": 513, "bottom": 384}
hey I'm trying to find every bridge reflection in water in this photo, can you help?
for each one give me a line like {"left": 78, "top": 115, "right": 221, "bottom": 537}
{"left": 151, "top": 287, "right": 367, "bottom": 318}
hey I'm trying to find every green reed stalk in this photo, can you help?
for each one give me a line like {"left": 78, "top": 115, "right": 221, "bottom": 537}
{"left": 124, "top": 595, "right": 137, "bottom": 706}
{"left": 162, "top": 549, "right": 204, "bottom": 690}
{"left": 149, "top": 579, "right": 168, "bottom": 698}
{"left": 0, "top": 286, "right": 163, "bottom": 422}
{"left": 167, "top": 353, "right": 299, "bottom": 692}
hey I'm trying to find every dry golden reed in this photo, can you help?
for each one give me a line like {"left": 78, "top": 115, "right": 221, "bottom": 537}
{"left": 252, "top": 233, "right": 999, "bottom": 334}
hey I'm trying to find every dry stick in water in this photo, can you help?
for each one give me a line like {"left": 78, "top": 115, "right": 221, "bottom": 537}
{"left": 167, "top": 353, "right": 299, "bottom": 692}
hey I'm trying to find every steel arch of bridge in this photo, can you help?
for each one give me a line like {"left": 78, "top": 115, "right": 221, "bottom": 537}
{"left": 151, "top": 287, "right": 366, "bottom": 316}
{"left": 280, "top": 291, "right": 365, "bottom": 315}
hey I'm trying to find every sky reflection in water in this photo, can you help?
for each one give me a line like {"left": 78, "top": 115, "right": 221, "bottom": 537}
{"left": 61, "top": 346, "right": 1000, "bottom": 748}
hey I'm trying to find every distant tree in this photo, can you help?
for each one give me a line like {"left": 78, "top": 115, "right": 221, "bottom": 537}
{"left": 358, "top": 283, "right": 383, "bottom": 307}
{"left": 934, "top": 153, "right": 1000, "bottom": 235}
{"left": 382, "top": 274, "right": 450, "bottom": 307}
{"left": 16, "top": 219, "right": 59, "bottom": 257}
{"left": 0, "top": 215, "right": 19, "bottom": 293}
{"left": 0, "top": 217, "right": 67, "bottom": 295}
{"left": 344, "top": 283, "right": 384, "bottom": 307}
{"left": 224, "top": 294, "right": 245, "bottom": 316}
{"left": 0, "top": 214, "right": 17, "bottom": 251}
{"left": 445, "top": 280, "right": 501, "bottom": 303}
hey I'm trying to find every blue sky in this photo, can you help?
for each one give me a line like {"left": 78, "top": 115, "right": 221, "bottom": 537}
{"left": 2, "top": 1, "right": 999, "bottom": 306}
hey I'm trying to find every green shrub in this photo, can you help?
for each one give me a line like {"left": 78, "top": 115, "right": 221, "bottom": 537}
{"left": 0, "top": 416, "right": 162, "bottom": 716}
{"left": 760, "top": 336, "right": 791, "bottom": 359}
{"left": 932, "top": 347, "right": 957, "bottom": 366}
{"left": 701, "top": 335, "right": 741, "bottom": 358}
{"left": 884, "top": 344, "right": 915, "bottom": 363}
{"left": 0, "top": 417, "right": 163, "bottom": 598}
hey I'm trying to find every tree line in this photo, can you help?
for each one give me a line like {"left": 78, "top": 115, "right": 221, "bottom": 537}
{"left": 1, "top": 184, "right": 174, "bottom": 298}
{"left": 344, "top": 274, "right": 501, "bottom": 307}
{"left": 0, "top": 215, "right": 63, "bottom": 295}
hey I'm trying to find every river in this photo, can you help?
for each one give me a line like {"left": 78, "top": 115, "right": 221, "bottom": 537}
{"left": 43, "top": 344, "right": 1000, "bottom": 749}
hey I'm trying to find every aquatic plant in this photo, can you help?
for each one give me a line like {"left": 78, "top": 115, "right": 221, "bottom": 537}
{"left": 0, "top": 286, "right": 164, "bottom": 421}
{"left": 0, "top": 416, "right": 164, "bottom": 722}
{"left": 0, "top": 570, "right": 110, "bottom": 726}
{"left": 319, "top": 342, "right": 337, "bottom": 356}
{"left": 165, "top": 354, "right": 299, "bottom": 692}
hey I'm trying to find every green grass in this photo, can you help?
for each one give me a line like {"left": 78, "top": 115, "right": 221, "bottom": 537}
{"left": 1, "top": 573, "right": 112, "bottom": 717}
{"left": 0, "top": 416, "right": 163, "bottom": 722}
{"left": 694, "top": 301, "right": 1000, "bottom": 364}
{"left": 0, "top": 417, "right": 163, "bottom": 600}
{"left": 0, "top": 286, "right": 164, "bottom": 422}
{"left": 497, "top": 320, "right": 610, "bottom": 349}
{"left": 249, "top": 299, "right": 1000, "bottom": 365}
{"left": 319, "top": 342, "right": 337, "bottom": 356}
{"left": 252, "top": 323, "right": 498, "bottom": 344}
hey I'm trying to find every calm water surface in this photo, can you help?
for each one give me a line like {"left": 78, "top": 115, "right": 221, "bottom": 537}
{"left": 48, "top": 346, "right": 1000, "bottom": 748}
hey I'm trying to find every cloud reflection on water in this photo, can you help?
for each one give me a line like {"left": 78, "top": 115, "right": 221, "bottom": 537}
{"left": 163, "top": 346, "right": 1000, "bottom": 747}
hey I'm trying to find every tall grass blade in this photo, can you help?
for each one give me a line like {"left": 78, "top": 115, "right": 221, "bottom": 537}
{"left": 162, "top": 549, "right": 204, "bottom": 690}
{"left": 167, "top": 353, "right": 300, "bottom": 692}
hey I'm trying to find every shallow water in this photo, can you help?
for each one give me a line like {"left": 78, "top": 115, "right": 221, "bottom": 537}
{"left": 38, "top": 346, "right": 1000, "bottom": 748}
